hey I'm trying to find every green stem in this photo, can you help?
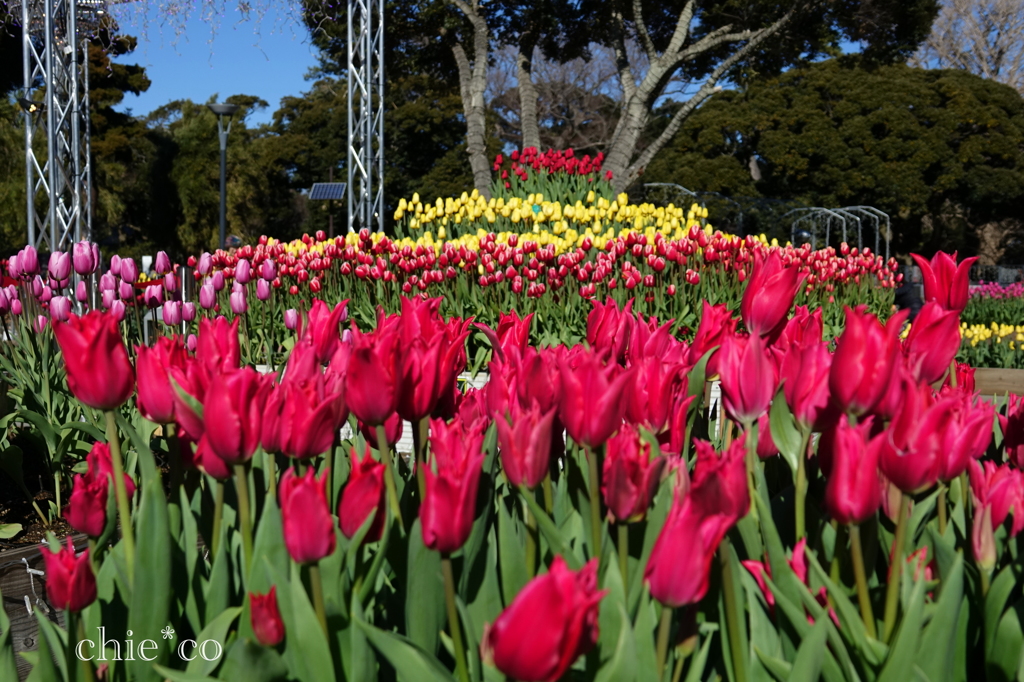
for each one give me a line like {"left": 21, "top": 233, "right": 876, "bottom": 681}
{"left": 309, "top": 562, "right": 329, "bottom": 634}
{"left": 720, "top": 537, "right": 747, "bottom": 682}
{"left": 585, "top": 445, "right": 602, "bottom": 560}
{"left": 524, "top": 499, "right": 537, "bottom": 579}
{"left": 167, "top": 423, "right": 183, "bottom": 493}
{"left": 980, "top": 566, "right": 991, "bottom": 596}
{"left": 265, "top": 449, "right": 277, "bottom": 500}
{"left": 948, "top": 357, "right": 958, "bottom": 389}
{"left": 618, "top": 523, "right": 629, "bottom": 588}
{"left": 656, "top": 605, "right": 673, "bottom": 680}
{"left": 849, "top": 524, "right": 878, "bottom": 640}
{"left": 542, "top": 473, "right": 554, "bottom": 517}
{"left": 882, "top": 493, "right": 911, "bottom": 643}
{"left": 829, "top": 520, "right": 845, "bottom": 586}
{"left": 53, "top": 472, "right": 61, "bottom": 526}
{"left": 211, "top": 479, "right": 225, "bottom": 558}
{"left": 795, "top": 429, "right": 810, "bottom": 541}
{"left": 414, "top": 417, "right": 428, "bottom": 501}
{"left": 76, "top": 614, "right": 96, "bottom": 682}
{"left": 937, "top": 484, "right": 948, "bottom": 537}
{"left": 442, "top": 555, "right": 471, "bottom": 682}
{"left": 104, "top": 411, "right": 135, "bottom": 586}
{"left": 375, "top": 424, "right": 404, "bottom": 530}
{"left": 235, "top": 463, "right": 253, "bottom": 572}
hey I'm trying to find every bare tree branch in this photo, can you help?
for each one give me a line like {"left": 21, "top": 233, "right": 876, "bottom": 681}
{"left": 911, "top": 0, "right": 1024, "bottom": 93}
{"left": 632, "top": 0, "right": 657, "bottom": 62}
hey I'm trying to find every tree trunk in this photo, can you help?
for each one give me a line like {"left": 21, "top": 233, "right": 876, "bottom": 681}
{"left": 517, "top": 42, "right": 542, "bottom": 151}
{"left": 449, "top": 0, "right": 493, "bottom": 198}
{"left": 603, "top": 3, "right": 800, "bottom": 193}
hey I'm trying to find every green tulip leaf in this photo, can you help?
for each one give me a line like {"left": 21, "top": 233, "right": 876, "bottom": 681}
{"left": 186, "top": 607, "right": 242, "bottom": 676}
{"left": 768, "top": 388, "right": 803, "bottom": 475}
{"left": 346, "top": 593, "right": 378, "bottom": 682}
{"left": 754, "top": 648, "right": 793, "bottom": 682}
{"left": 497, "top": 500, "right": 528, "bottom": 606}
{"left": 789, "top": 619, "right": 828, "bottom": 681}
{"left": 519, "top": 485, "right": 583, "bottom": 570}
{"left": 354, "top": 614, "right": 456, "bottom": 682}
{"left": 594, "top": 603, "right": 637, "bottom": 682}
{"left": 916, "top": 551, "right": 964, "bottom": 682}
{"left": 984, "top": 566, "right": 1017, "bottom": 662}
{"left": 877, "top": 577, "right": 926, "bottom": 682}
{"left": 0, "top": 523, "right": 21, "bottom": 540}
{"left": 633, "top": 590, "right": 659, "bottom": 682}
{"left": 682, "top": 633, "right": 714, "bottom": 682}
{"left": 32, "top": 609, "right": 67, "bottom": 682}
{"left": 152, "top": 666, "right": 218, "bottom": 682}
{"left": 406, "top": 518, "right": 446, "bottom": 656}
{"left": 0, "top": 589, "right": 16, "bottom": 682}
{"left": 265, "top": 559, "right": 335, "bottom": 682}
{"left": 24, "top": 610, "right": 60, "bottom": 682}
{"left": 129, "top": 474, "right": 173, "bottom": 682}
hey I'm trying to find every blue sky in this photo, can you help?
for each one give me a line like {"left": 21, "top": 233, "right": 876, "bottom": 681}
{"left": 111, "top": 4, "right": 320, "bottom": 126}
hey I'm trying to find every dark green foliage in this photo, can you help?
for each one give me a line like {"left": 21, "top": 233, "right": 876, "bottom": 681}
{"left": 645, "top": 59, "right": 1024, "bottom": 255}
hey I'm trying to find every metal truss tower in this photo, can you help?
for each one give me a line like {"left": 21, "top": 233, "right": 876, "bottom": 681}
{"left": 13, "top": 0, "right": 110, "bottom": 252}
{"left": 347, "top": 0, "right": 384, "bottom": 233}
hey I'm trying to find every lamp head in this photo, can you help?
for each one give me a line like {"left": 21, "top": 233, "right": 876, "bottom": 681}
{"left": 207, "top": 103, "right": 240, "bottom": 117}
{"left": 18, "top": 98, "right": 43, "bottom": 114}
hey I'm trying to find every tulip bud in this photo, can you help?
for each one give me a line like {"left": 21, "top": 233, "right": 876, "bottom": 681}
{"left": 823, "top": 416, "right": 885, "bottom": 524}
{"left": 602, "top": 423, "right": 666, "bottom": 522}
{"left": 422, "top": 414, "right": 488, "bottom": 553}
{"left": 50, "top": 295, "right": 71, "bottom": 322}
{"left": 20, "top": 246, "right": 39, "bottom": 276}
{"left": 31, "top": 275, "right": 43, "bottom": 298}
{"left": 0, "top": 288, "right": 8, "bottom": 315}
{"left": 718, "top": 332, "right": 777, "bottom": 426}
{"left": 110, "top": 300, "right": 126, "bottom": 322}
{"left": 42, "top": 538, "right": 96, "bottom": 612}
{"left": 120, "top": 257, "right": 138, "bottom": 284}
{"left": 164, "top": 272, "right": 178, "bottom": 293}
{"left": 182, "top": 302, "right": 197, "bottom": 322}
{"left": 250, "top": 586, "right": 285, "bottom": 647}
{"left": 99, "top": 272, "right": 116, "bottom": 292}
{"left": 260, "top": 259, "right": 277, "bottom": 281}
{"left": 34, "top": 315, "right": 48, "bottom": 333}
{"left": 101, "top": 289, "right": 115, "bottom": 310}
{"left": 110, "top": 254, "right": 121, "bottom": 275}
{"left": 75, "top": 280, "right": 88, "bottom": 303}
{"left": 212, "top": 270, "right": 226, "bottom": 291}
{"left": 481, "top": 557, "right": 605, "bottom": 682}
{"left": 186, "top": 334, "right": 197, "bottom": 352}
{"left": 155, "top": 251, "right": 172, "bottom": 275}
{"left": 198, "top": 252, "right": 213, "bottom": 275}
{"left": 199, "top": 283, "right": 216, "bottom": 310}
{"left": 235, "top": 258, "right": 252, "bottom": 284}
{"left": 496, "top": 401, "right": 556, "bottom": 490}
{"left": 284, "top": 308, "right": 299, "bottom": 330}
{"left": 162, "top": 300, "right": 182, "bottom": 326}
{"left": 229, "top": 287, "right": 247, "bottom": 315}
{"left": 53, "top": 311, "right": 135, "bottom": 410}
{"left": 339, "top": 447, "right": 386, "bottom": 542}
{"left": 10, "top": 299, "right": 22, "bottom": 316}
{"left": 279, "top": 468, "right": 336, "bottom": 564}
{"left": 256, "top": 279, "right": 271, "bottom": 301}
{"left": 73, "top": 241, "right": 98, "bottom": 275}
{"left": 118, "top": 281, "right": 134, "bottom": 301}
{"left": 48, "top": 251, "right": 71, "bottom": 281}
{"left": 143, "top": 285, "right": 164, "bottom": 308}
{"left": 911, "top": 251, "right": 978, "bottom": 313}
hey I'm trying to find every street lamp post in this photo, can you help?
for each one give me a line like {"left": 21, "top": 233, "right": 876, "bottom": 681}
{"left": 207, "top": 103, "right": 240, "bottom": 250}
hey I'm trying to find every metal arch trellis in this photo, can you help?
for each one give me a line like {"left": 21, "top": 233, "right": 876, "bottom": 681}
{"left": 785, "top": 206, "right": 891, "bottom": 260}
{"left": 11, "top": 0, "right": 116, "bottom": 253}
{"left": 347, "top": 0, "right": 384, "bottom": 234}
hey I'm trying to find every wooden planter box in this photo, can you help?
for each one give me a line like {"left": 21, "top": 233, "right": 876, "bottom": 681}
{"left": 0, "top": 536, "right": 87, "bottom": 681}
{"left": 974, "top": 368, "right": 1024, "bottom": 397}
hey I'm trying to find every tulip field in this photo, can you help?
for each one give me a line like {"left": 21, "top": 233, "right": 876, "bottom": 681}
{"left": 0, "top": 152, "right": 1022, "bottom": 681}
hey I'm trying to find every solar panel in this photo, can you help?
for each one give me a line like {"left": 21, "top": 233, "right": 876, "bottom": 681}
{"left": 309, "top": 183, "right": 347, "bottom": 201}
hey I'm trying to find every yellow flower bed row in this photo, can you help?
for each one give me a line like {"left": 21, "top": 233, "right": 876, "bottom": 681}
{"left": 960, "top": 322, "right": 1024, "bottom": 347}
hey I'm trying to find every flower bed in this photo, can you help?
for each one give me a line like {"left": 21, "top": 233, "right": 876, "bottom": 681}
{"left": 0, "top": 246, "right": 1020, "bottom": 682}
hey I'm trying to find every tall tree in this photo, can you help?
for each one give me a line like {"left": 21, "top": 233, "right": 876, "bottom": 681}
{"left": 911, "top": 0, "right": 1024, "bottom": 94}
{"left": 644, "top": 59, "right": 1024, "bottom": 259}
